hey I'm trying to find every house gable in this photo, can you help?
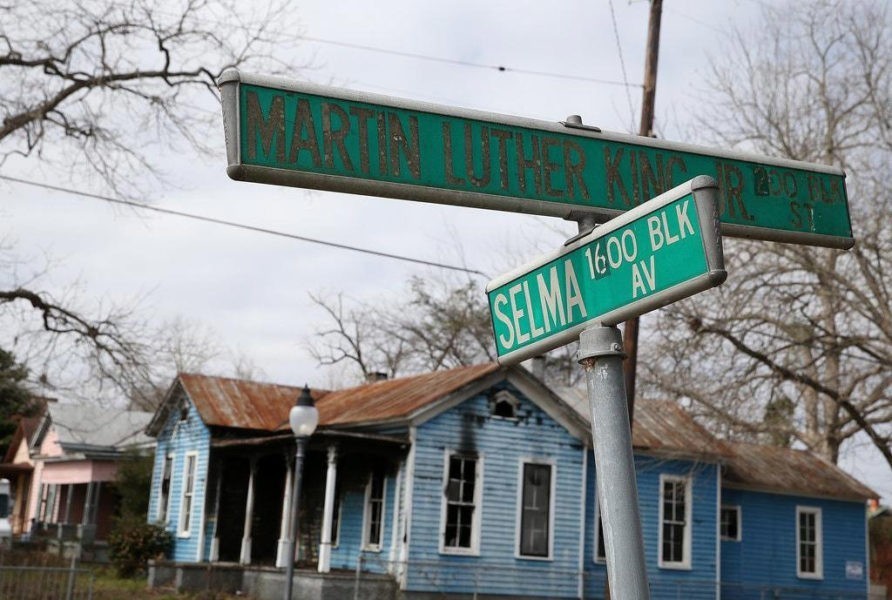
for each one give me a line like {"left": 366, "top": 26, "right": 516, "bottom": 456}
{"left": 405, "top": 378, "right": 587, "bottom": 597}
{"left": 408, "top": 366, "right": 591, "bottom": 443}
{"left": 148, "top": 381, "right": 212, "bottom": 562}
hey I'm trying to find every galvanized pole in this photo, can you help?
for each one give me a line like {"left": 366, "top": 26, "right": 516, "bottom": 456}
{"left": 578, "top": 325, "right": 649, "bottom": 600}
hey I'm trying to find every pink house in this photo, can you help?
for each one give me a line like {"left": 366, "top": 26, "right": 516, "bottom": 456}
{"left": 24, "top": 403, "right": 153, "bottom": 544}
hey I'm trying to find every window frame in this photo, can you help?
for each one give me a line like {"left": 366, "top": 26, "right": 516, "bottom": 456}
{"left": 158, "top": 453, "right": 174, "bottom": 525}
{"left": 515, "top": 459, "right": 556, "bottom": 561}
{"left": 720, "top": 505, "right": 741, "bottom": 542}
{"left": 362, "top": 468, "right": 387, "bottom": 551}
{"left": 178, "top": 452, "right": 198, "bottom": 538}
{"left": 796, "top": 506, "right": 823, "bottom": 579}
{"left": 439, "top": 451, "right": 483, "bottom": 556}
{"left": 658, "top": 474, "right": 692, "bottom": 570}
{"left": 593, "top": 499, "right": 607, "bottom": 563}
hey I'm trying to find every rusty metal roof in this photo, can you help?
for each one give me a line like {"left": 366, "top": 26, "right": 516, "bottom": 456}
{"left": 178, "top": 363, "right": 499, "bottom": 432}
{"left": 178, "top": 373, "right": 326, "bottom": 431}
{"left": 316, "top": 363, "right": 499, "bottom": 427}
{"left": 558, "top": 387, "right": 731, "bottom": 459}
{"left": 723, "top": 442, "right": 876, "bottom": 500}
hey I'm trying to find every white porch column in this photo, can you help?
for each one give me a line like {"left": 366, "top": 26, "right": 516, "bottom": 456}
{"left": 317, "top": 445, "right": 338, "bottom": 573}
{"left": 239, "top": 457, "right": 257, "bottom": 565}
{"left": 275, "top": 455, "right": 294, "bottom": 568}
{"left": 209, "top": 465, "right": 224, "bottom": 562}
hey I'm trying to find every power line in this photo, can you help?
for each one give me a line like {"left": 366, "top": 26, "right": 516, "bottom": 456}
{"left": 302, "top": 35, "right": 643, "bottom": 89}
{"left": 608, "top": 0, "right": 638, "bottom": 129}
{"left": 0, "top": 174, "right": 489, "bottom": 278}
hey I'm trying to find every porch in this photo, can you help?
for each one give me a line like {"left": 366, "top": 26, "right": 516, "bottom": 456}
{"left": 201, "top": 429, "right": 408, "bottom": 573}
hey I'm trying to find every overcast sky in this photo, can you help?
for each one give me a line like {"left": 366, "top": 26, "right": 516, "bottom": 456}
{"left": 2, "top": 0, "right": 888, "bottom": 502}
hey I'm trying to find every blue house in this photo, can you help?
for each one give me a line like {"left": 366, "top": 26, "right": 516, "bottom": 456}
{"left": 145, "top": 363, "right": 874, "bottom": 599}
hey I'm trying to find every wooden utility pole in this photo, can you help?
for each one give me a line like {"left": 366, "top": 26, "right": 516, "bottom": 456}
{"left": 622, "top": 0, "right": 663, "bottom": 422}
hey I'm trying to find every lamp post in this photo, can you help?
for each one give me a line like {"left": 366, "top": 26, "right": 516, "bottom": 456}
{"left": 284, "top": 385, "right": 318, "bottom": 600}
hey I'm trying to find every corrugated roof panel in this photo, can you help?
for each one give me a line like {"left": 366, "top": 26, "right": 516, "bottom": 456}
{"left": 179, "top": 363, "right": 499, "bottom": 431}
{"left": 317, "top": 363, "right": 499, "bottom": 426}
{"left": 558, "top": 387, "right": 730, "bottom": 457}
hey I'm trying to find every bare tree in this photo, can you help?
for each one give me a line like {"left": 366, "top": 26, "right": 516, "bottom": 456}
{"left": 1, "top": 0, "right": 302, "bottom": 195}
{"left": 640, "top": 0, "right": 892, "bottom": 471}
{"left": 306, "top": 274, "right": 497, "bottom": 384}
{"left": 0, "top": 0, "right": 304, "bottom": 400}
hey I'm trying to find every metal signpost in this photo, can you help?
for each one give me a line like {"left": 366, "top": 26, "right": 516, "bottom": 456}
{"left": 217, "top": 71, "right": 849, "bottom": 600}
{"left": 219, "top": 69, "right": 852, "bottom": 249}
{"left": 486, "top": 176, "right": 726, "bottom": 600}
{"left": 486, "top": 176, "right": 726, "bottom": 365}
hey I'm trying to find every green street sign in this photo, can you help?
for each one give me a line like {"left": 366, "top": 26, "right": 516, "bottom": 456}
{"left": 219, "top": 70, "right": 853, "bottom": 249}
{"left": 219, "top": 70, "right": 854, "bottom": 248}
{"left": 487, "top": 176, "right": 727, "bottom": 365}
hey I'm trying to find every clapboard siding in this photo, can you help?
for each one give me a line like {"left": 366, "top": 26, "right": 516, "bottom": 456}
{"left": 638, "top": 457, "right": 719, "bottom": 597}
{"left": 329, "top": 472, "right": 398, "bottom": 574}
{"left": 582, "top": 455, "right": 720, "bottom": 599}
{"left": 147, "top": 388, "right": 211, "bottom": 562}
{"left": 721, "top": 488, "right": 868, "bottom": 597}
{"left": 405, "top": 383, "right": 585, "bottom": 598}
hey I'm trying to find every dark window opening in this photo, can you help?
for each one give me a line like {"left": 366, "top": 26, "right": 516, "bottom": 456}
{"left": 519, "top": 463, "right": 551, "bottom": 557}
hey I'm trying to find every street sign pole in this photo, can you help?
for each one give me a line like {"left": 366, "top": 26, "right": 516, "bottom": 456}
{"left": 487, "top": 176, "right": 727, "bottom": 599}
{"left": 578, "top": 325, "right": 649, "bottom": 600}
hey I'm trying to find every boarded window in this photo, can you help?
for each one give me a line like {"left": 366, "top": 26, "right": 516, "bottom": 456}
{"left": 364, "top": 469, "right": 385, "bottom": 549}
{"left": 519, "top": 463, "right": 551, "bottom": 557}
{"left": 443, "top": 455, "right": 478, "bottom": 551}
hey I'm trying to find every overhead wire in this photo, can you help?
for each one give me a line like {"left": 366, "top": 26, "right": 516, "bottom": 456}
{"left": 0, "top": 174, "right": 489, "bottom": 278}
{"left": 301, "top": 35, "right": 643, "bottom": 89}
{"left": 608, "top": 0, "right": 638, "bottom": 128}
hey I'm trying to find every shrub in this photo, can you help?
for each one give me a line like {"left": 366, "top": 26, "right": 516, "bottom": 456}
{"left": 108, "top": 516, "right": 172, "bottom": 577}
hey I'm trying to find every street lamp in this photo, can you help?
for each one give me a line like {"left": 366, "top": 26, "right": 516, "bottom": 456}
{"left": 284, "top": 385, "right": 318, "bottom": 600}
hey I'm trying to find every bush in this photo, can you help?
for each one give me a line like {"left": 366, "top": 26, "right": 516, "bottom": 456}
{"left": 108, "top": 517, "right": 172, "bottom": 577}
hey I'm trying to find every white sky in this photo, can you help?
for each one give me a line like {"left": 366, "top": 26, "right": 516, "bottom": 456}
{"left": 1, "top": 0, "right": 889, "bottom": 503}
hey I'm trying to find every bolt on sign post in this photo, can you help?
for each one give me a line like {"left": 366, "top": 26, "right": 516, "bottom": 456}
{"left": 219, "top": 70, "right": 852, "bottom": 249}
{"left": 486, "top": 175, "right": 726, "bottom": 365}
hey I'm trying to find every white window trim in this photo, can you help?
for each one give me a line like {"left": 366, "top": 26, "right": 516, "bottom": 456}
{"left": 720, "top": 505, "right": 742, "bottom": 542}
{"left": 796, "top": 506, "right": 823, "bottom": 579}
{"left": 439, "top": 451, "right": 483, "bottom": 556}
{"left": 658, "top": 474, "right": 692, "bottom": 570}
{"left": 158, "top": 453, "right": 174, "bottom": 525}
{"left": 362, "top": 469, "right": 386, "bottom": 552}
{"left": 514, "top": 458, "right": 556, "bottom": 561}
{"left": 178, "top": 452, "right": 198, "bottom": 538}
{"left": 593, "top": 499, "right": 606, "bottom": 564}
